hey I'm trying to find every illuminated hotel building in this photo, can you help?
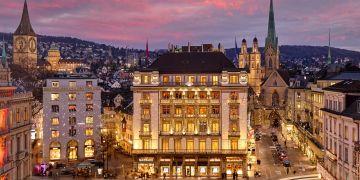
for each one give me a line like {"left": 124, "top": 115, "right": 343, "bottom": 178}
{"left": 132, "top": 49, "right": 249, "bottom": 177}
{"left": 42, "top": 73, "right": 101, "bottom": 162}
{"left": 0, "top": 43, "right": 33, "bottom": 179}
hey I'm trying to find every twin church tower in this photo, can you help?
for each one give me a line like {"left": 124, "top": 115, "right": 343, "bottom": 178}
{"left": 239, "top": 0, "right": 280, "bottom": 95}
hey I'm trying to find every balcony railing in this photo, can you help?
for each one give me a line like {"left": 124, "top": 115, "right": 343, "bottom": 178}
{"left": 160, "top": 99, "right": 171, "bottom": 104}
{"left": 229, "top": 115, "right": 239, "bottom": 120}
{"left": 197, "top": 99, "right": 209, "bottom": 104}
{"left": 228, "top": 99, "right": 240, "bottom": 104}
{"left": 210, "top": 114, "right": 220, "bottom": 118}
{"left": 140, "top": 99, "right": 152, "bottom": 104}
{"left": 141, "top": 114, "right": 151, "bottom": 120}
{"left": 139, "top": 131, "right": 151, "bottom": 137}
{"left": 160, "top": 82, "right": 220, "bottom": 87}
{"left": 228, "top": 131, "right": 241, "bottom": 137}
{"left": 210, "top": 99, "right": 220, "bottom": 104}
{"left": 132, "top": 149, "right": 246, "bottom": 155}
{"left": 185, "top": 99, "right": 196, "bottom": 104}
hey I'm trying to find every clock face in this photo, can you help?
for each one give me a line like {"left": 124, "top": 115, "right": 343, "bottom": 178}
{"left": 15, "top": 37, "right": 26, "bottom": 52}
{"left": 29, "top": 38, "right": 37, "bottom": 53}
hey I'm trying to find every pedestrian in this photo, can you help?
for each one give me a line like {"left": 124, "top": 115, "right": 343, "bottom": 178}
{"left": 163, "top": 172, "right": 166, "bottom": 179}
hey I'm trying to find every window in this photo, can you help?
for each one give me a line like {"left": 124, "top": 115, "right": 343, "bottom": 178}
{"left": 344, "top": 126, "right": 349, "bottom": 140}
{"left": 84, "top": 139, "right": 94, "bottom": 158}
{"left": 141, "top": 75, "right": 151, "bottom": 84}
{"left": 231, "top": 139, "right": 238, "bottom": 150}
{"left": 175, "top": 106, "right": 182, "bottom": 116}
{"left": 211, "top": 121, "right": 219, "bottom": 132}
{"left": 51, "top": 117, "right": 60, "bottom": 125}
{"left": 187, "top": 106, "right": 195, "bottom": 116}
{"left": 49, "top": 141, "right": 61, "bottom": 160}
{"left": 143, "top": 139, "right": 150, "bottom": 149}
{"left": 68, "top": 104, "right": 76, "bottom": 112}
{"left": 143, "top": 124, "right": 150, "bottom": 132}
{"left": 69, "top": 81, "right": 76, "bottom": 88}
{"left": 175, "top": 122, "right": 182, "bottom": 132}
{"left": 51, "top": 93, "right": 60, "bottom": 101}
{"left": 52, "top": 81, "right": 59, "bottom": 87}
{"left": 85, "top": 128, "right": 93, "bottom": 136}
{"left": 174, "top": 91, "right": 182, "bottom": 99}
{"left": 162, "top": 105, "right": 171, "bottom": 115}
{"left": 199, "top": 106, "right": 207, "bottom": 117}
{"left": 162, "top": 91, "right": 170, "bottom": 99}
{"left": 86, "top": 104, "right": 94, "bottom": 111}
{"left": 85, "top": 93, "right": 93, "bottom": 101}
{"left": 199, "top": 140, "right": 206, "bottom": 152}
{"left": 187, "top": 91, "right": 195, "bottom": 99}
{"left": 86, "top": 81, "right": 93, "bottom": 87}
{"left": 163, "top": 76, "right": 169, "bottom": 84}
{"left": 175, "top": 139, "right": 181, "bottom": 151}
{"left": 230, "top": 92, "right": 238, "bottom": 100}
{"left": 188, "top": 76, "right": 195, "bottom": 83}
{"left": 199, "top": 91, "right": 207, "bottom": 99}
{"left": 230, "top": 105, "right": 239, "bottom": 116}
{"left": 162, "top": 121, "right": 170, "bottom": 132}
{"left": 51, "top": 105, "right": 59, "bottom": 112}
{"left": 162, "top": 139, "right": 169, "bottom": 151}
{"left": 24, "top": 134, "right": 28, "bottom": 150}
{"left": 344, "top": 147, "right": 348, "bottom": 163}
{"left": 339, "top": 124, "right": 342, "bottom": 137}
{"left": 69, "top": 126, "right": 76, "bottom": 136}
{"left": 229, "top": 75, "right": 239, "bottom": 84}
{"left": 211, "top": 139, "right": 219, "bottom": 151}
{"left": 175, "top": 76, "right": 182, "bottom": 85}
{"left": 211, "top": 91, "right": 220, "bottom": 99}
{"left": 211, "top": 105, "right": 220, "bottom": 115}
{"left": 69, "top": 117, "right": 76, "bottom": 125}
{"left": 212, "top": 76, "right": 219, "bottom": 85}
{"left": 142, "top": 106, "right": 150, "bottom": 115}
{"left": 16, "top": 108, "right": 20, "bottom": 123}
{"left": 199, "top": 121, "right": 207, "bottom": 132}
{"left": 68, "top": 93, "right": 76, "bottom": 100}
{"left": 272, "top": 91, "right": 279, "bottom": 106}
{"left": 51, "top": 130, "right": 59, "bottom": 138}
{"left": 353, "top": 128, "right": 357, "bottom": 141}
{"left": 85, "top": 116, "right": 93, "bottom": 124}
{"left": 186, "top": 139, "right": 194, "bottom": 152}
{"left": 200, "top": 76, "right": 207, "bottom": 85}
{"left": 187, "top": 122, "right": 195, "bottom": 132}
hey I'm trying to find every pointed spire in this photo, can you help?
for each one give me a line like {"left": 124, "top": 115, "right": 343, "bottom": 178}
{"left": 327, "top": 29, "right": 332, "bottom": 65}
{"left": 265, "top": 0, "right": 278, "bottom": 49}
{"left": 14, "top": 0, "right": 36, "bottom": 36}
{"left": 1, "top": 38, "right": 6, "bottom": 68}
{"left": 235, "top": 36, "right": 239, "bottom": 60}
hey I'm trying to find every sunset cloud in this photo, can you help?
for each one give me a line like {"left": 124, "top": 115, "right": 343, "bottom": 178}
{"left": 0, "top": 0, "right": 359, "bottom": 51}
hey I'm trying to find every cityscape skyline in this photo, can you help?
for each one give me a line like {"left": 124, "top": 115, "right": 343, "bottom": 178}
{"left": 0, "top": 0, "right": 359, "bottom": 51}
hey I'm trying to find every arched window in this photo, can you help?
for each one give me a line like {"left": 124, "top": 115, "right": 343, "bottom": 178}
{"left": 49, "top": 141, "right": 61, "bottom": 160}
{"left": 272, "top": 91, "right": 279, "bottom": 106}
{"left": 67, "top": 140, "right": 78, "bottom": 160}
{"left": 84, "top": 139, "right": 95, "bottom": 158}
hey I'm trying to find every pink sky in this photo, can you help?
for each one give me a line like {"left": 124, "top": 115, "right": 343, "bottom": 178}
{"left": 0, "top": 0, "right": 359, "bottom": 51}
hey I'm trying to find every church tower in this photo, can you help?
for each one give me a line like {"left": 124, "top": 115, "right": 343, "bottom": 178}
{"left": 239, "top": 39, "right": 249, "bottom": 68}
{"left": 248, "top": 37, "right": 263, "bottom": 95}
{"left": 0, "top": 41, "right": 11, "bottom": 86}
{"left": 264, "top": 0, "right": 279, "bottom": 78}
{"left": 13, "top": 0, "right": 37, "bottom": 69}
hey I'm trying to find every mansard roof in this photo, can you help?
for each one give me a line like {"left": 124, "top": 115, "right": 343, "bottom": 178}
{"left": 14, "top": 0, "right": 36, "bottom": 36}
{"left": 145, "top": 52, "right": 240, "bottom": 74}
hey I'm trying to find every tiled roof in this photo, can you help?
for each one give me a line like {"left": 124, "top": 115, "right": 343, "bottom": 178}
{"left": 323, "top": 80, "right": 360, "bottom": 93}
{"left": 145, "top": 52, "right": 240, "bottom": 74}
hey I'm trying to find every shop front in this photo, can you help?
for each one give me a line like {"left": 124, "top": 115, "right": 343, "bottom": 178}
{"left": 172, "top": 158, "right": 182, "bottom": 177}
{"left": 209, "top": 158, "right": 221, "bottom": 177}
{"left": 159, "top": 158, "right": 171, "bottom": 176}
{"left": 137, "top": 157, "right": 155, "bottom": 175}
{"left": 184, "top": 158, "right": 196, "bottom": 177}
{"left": 197, "top": 159, "right": 208, "bottom": 177}
{"left": 225, "top": 157, "right": 243, "bottom": 177}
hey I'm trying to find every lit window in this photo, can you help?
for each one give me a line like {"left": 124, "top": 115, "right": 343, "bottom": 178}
{"left": 51, "top": 130, "right": 59, "bottom": 138}
{"left": 199, "top": 140, "right": 206, "bottom": 152}
{"left": 200, "top": 76, "right": 207, "bottom": 85}
{"left": 86, "top": 104, "right": 93, "bottom": 111}
{"left": 229, "top": 75, "right": 239, "bottom": 84}
{"left": 143, "top": 139, "right": 150, "bottom": 149}
{"left": 175, "top": 122, "right": 182, "bottom": 132}
{"left": 86, "top": 81, "right": 93, "bottom": 87}
{"left": 85, "top": 92, "right": 93, "bottom": 101}
{"left": 187, "top": 122, "right": 195, "bottom": 132}
{"left": 175, "top": 139, "right": 181, "bottom": 151}
{"left": 52, "top": 81, "right": 59, "bottom": 87}
{"left": 175, "top": 106, "right": 182, "bottom": 116}
{"left": 142, "top": 106, "right": 150, "bottom": 115}
{"left": 51, "top": 93, "right": 60, "bottom": 101}
{"left": 188, "top": 76, "right": 195, "bottom": 83}
{"left": 51, "top": 117, "right": 60, "bottom": 125}
{"left": 212, "top": 76, "right": 219, "bottom": 85}
{"left": 69, "top": 81, "right": 77, "bottom": 88}
{"left": 162, "top": 121, "right": 170, "bottom": 132}
{"left": 68, "top": 104, "right": 76, "bottom": 112}
{"left": 162, "top": 139, "right": 169, "bottom": 151}
{"left": 85, "top": 128, "right": 93, "bottom": 136}
{"left": 68, "top": 93, "right": 76, "bottom": 100}
{"left": 211, "top": 121, "right": 219, "bottom": 132}
{"left": 84, "top": 139, "right": 95, "bottom": 158}
{"left": 51, "top": 105, "right": 59, "bottom": 112}
{"left": 141, "top": 75, "right": 150, "bottom": 84}
{"left": 49, "top": 141, "right": 61, "bottom": 160}
{"left": 69, "top": 117, "right": 76, "bottom": 125}
{"left": 143, "top": 124, "right": 150, "bottom": 132}
{"left": 211, "top": 139, "right": 219, "bottom": 151}
{"left": 231, "top": 139, "right": 238, "bottom": 150}
{"left": 175, "top": 76, "right": 182, "bottom": 85}
{"left": 187, "top": 91, "right": 195, "bottom": 99}
{"left": 211, "top": 91, "right": 220, "bottom": 99}
{"left": 162, "top": 92, "right": 170, "bottom": 99}
{"left": 85, "top": 116, "right": 93, "bottom": 124}
{"left": 186, "top": 139, "right": 194, "bottom": 152}
{"left": 187, "top": 106, "right": 195, "bottom": 115}
{"left": 199, "top": 106, "right": 207, "bottom": 116}
{"left": 199, "top": 91, "right": 207, "bottom": 99}
{"left": 163, "top": 76, "right": 169, "bottom": 84}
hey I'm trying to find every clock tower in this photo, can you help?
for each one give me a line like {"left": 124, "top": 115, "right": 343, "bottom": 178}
{"left": 13, "top": 0, "right": 37, "bottom": 69}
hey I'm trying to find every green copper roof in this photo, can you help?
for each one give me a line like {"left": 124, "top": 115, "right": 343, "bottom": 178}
{"left": 265, "top": 0, "right": 278, "bottom": 49}
{"left": 1, "top": 41, "right": 6, "bottom": 67}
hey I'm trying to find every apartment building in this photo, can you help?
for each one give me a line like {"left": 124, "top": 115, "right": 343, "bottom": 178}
{"left": 318, "top": 80, "right": 360, "bottom": 180}
{"left": 132, "top": 51, "right": 249, "bottom": 178}
{"left": 42, "top": 73, "right": 101, "bottom": 162}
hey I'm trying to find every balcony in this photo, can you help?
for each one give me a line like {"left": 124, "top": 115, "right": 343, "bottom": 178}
{"left": 159, "top": 82, "right": 220, "bottom": 87}
{"left": 229, "top": 115, "right": 239, "bottom": 120}
{"left": 228, "top": 131, "right": 241, "bottom": 137}
{"left": 139, "top": 131, "right": 151, "bottom": 137}
{"left": 210, "top": 99, "right": 220, "bottom": 104}
{"left": 160, "top": 99, "right": 171, "bottom": 104}
{"left": 355, "top": 141, "right": 360, "bottom": 152}
{"left": 132, "top": 149, "right": 247, "bottom": 155}
{"left": 228, "top": 99, "right": 240, "bottom": 104}
{"left": 186, "top": 114, "right": 196, "bottom": 118}
{"left": 185, "top": 99, "right": 196, "bottom": 104}
{"left": 197, "top": 99, "right": 209, "bottom": 104}
{"left": 210, "top": 114, "right": 220, "bottom": 118}
{"left": 141, "top": 114, "right": 151, "bottom": 120}
{"left": 140, "top": 99, "right": 152, "bottom": 104}
{"left": 173, "top": 99, "right": 183, "bottom": 104}
{"left": 173, "top": 114, "right": 183, "bottom": 118}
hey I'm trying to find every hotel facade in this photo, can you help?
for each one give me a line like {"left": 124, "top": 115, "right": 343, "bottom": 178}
{"left": 132, "top": 51, "right": 249, "bottom": 177}
{"left": 42, "top": 74, "right": 101, "bottom": 162}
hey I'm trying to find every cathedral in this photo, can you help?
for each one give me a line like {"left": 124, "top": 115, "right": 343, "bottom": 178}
{"left": 239, "top": 0, "right": 289, "bottom": 127}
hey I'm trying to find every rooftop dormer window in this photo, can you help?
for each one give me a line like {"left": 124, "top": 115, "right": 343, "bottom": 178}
{"left": 141, "top": 75, "right": 150, "bottom": 84}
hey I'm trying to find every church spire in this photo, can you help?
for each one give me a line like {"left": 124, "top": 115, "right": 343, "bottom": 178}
{"left": 14, "top": 0, "right": 36, "bottom": 36}
{"left": 265, "top": 0, "right": 278, "bottom": 49}
{"left": 1, "top": 38, "right": 6, "bottom": 68}
{"left": 327, "top": 29, "right": 332, "bottom": 65}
